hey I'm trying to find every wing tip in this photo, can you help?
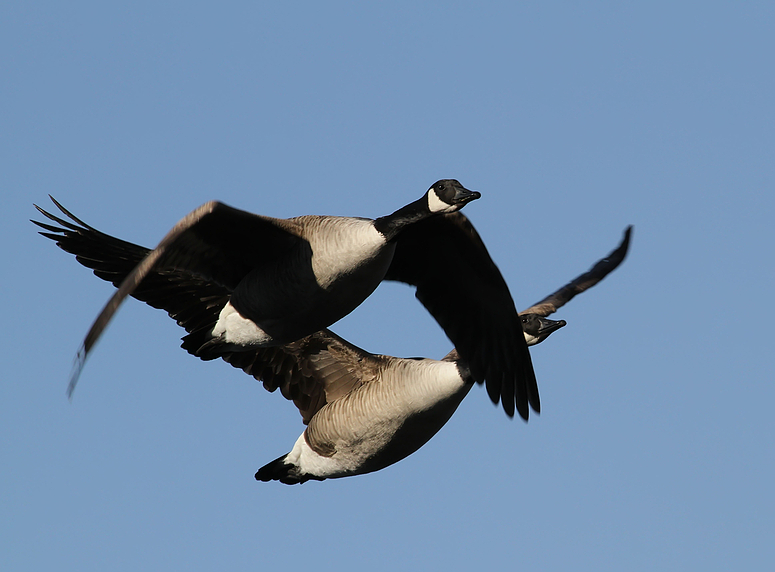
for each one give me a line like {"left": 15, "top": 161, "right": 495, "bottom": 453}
{"left": 619, "top": 225, "right": 633, "bottom": 253}
{"left": 66, "top": 345, "right": 88, "bottom": 400}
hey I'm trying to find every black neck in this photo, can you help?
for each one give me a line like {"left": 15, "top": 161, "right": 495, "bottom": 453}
{"left": 373, "top": 196, "right": 431, "bottom": 241}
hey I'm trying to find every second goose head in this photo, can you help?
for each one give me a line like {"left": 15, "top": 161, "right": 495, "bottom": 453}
{"left": 520, "top": 314, "right": 567, "bottom": 346}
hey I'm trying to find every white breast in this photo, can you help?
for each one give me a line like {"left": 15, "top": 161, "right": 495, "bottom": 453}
{"left": 304, "top": 217, "right": 387, "bottom": 289}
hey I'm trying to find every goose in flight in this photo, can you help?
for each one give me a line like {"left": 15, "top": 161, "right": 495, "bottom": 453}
{"left": 34, "top": 187, "right": 540, "bottom": 420}
{"left": 34, "top": 202, "right": 630, "bottom": 483}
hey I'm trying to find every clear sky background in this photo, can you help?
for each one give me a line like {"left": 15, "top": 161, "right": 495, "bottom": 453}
{"left": 2, "top": 2, "right": 773, "bottom": 570}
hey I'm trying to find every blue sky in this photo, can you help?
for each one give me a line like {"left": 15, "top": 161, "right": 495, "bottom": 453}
{"left": 2, "top": 2, "right": 774, "bottom": 570}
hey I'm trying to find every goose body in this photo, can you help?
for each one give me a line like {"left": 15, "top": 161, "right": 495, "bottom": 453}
{"left": 259, "top": 350, "right": 473, "bottom": 483}
{"left": 33, "top": 202, "right": 631, "bottom": 483}
{"left": 208, "top": 216, "right": 394, "bottom": 350}
{"left": 36, "top": 187, "right": 544, "bottom": 421}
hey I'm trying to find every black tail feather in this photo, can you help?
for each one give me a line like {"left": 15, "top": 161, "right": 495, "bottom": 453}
{"left": 255, "top": 454, "right": 318, "bottom": 485}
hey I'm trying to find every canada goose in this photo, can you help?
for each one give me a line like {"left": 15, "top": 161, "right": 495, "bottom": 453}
{"left": 34, "top": 188, "right": 540, "bottom": 420}
{"left": 33, "top": 203, "right": 631, "bottom": 483}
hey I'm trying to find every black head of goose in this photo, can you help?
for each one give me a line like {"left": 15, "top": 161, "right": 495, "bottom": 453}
{"left": 520, "top": 315, "right": 567, "bottom": 346}
{"left": 33, "top": 181, "right": 481, "bottom": 397}
{"left": 32, "top": 205, "right": 630, "bottom": 483}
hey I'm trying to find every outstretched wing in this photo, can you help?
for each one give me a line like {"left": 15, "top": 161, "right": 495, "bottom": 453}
{"left": 34, "top": 197, "right": 304, "bottom": 396}
{"left": 384, "top": 211, "right": 537, "bottom": 421}
{"left": 523, "top": 226, "right": 632, "bottom": 317}
{"left": 34, "top": 198, "right": 230, "bottom": 335}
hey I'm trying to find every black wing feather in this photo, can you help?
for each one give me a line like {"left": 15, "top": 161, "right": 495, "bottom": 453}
{"left": 33, "top": 199, "right": 230, "bottom": 336}
{"left": 385, "top": 212, "right": 537, "bottom": 420}
{"left": 523, "top": 226, "right": 632, "bottom": 317}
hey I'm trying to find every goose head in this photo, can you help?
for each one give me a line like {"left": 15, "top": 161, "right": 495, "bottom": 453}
{"left": 426, "top": 179, "right": 481, "bottom": 214}
{"left": 521, "top": 314, "right": 567, "bottom": 346}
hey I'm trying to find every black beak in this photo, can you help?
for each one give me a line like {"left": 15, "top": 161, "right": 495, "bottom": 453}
{"left": 534, "top": 317, "right": 567, "bottom": 344}
{"left": 452, "top": 184, "right": 481, "bottom": 206}
{"left": 538, "top": 317, "right": 566, "bottom": 335}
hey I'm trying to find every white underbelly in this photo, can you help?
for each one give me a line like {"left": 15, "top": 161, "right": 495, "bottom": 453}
{"left": 211, "top": 301, "right": 276, "bottom": 346}
{"left": 295, "top": 360, "right": 473, "bottom": 479}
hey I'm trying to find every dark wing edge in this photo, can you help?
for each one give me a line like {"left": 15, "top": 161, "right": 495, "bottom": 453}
{"left": 32, "top": 198, "right": 244, "bottom": 397}
{"left": 522, "top": 226, "right": 633, "bottom": 317}
{"left": 385, "top": 212, "right": 538, "bottom": 420}
{"left": 64, "top": 201, "right": 224, "bottom": 397}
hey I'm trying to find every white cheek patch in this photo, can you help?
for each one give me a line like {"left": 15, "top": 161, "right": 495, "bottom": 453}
{"left": 523, "top": 332, "right": 541, "bottom": 347}
{"left": 427, "top": 189, "right": 457, "bottom": 213}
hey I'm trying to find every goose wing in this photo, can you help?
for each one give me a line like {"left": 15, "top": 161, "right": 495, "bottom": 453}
{"left": 34, "top": 200, "right": 377, "bottom": 423}
{"left": 34, "top": 198, "right": 230, "bottom": 335}
{"left": 222, "top": 329, "right": 384, "bottom": 425}
{"left": 384, "top": 212, "right": 537, "bottom": 420}
{"left": 522, "top": 226, "right": 632, "bottom": 317}
{"left": 34, "top": 197, "right": 305, "bottom": 396}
